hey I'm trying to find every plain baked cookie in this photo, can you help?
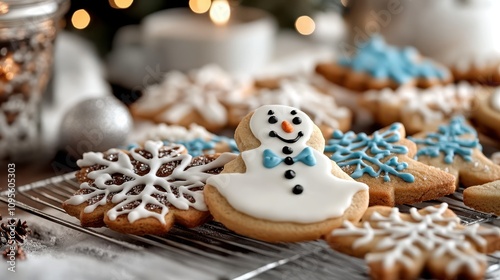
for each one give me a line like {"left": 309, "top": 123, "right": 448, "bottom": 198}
{"left": 324, "top": 123, "right": 456, "bottom": 206}
{"left": 204, "top": 104, "right": 369, "bottom": 243}
{"left": 326, "top": 203, "right": 500, "bottom": 280}
{"left": 315, "top": 35, "right": 452, "bottom": 93}
{"left": 471, "top": 87, "right": 500, "bottom": 142}
{"left": 463, "top": 180, "right": 500, "bottom": 216}
{"left": 409, "top": 116, "right": 500, "bottom": 188}
{"left": 62, "top": 141, "right": 236, "bottom": 235}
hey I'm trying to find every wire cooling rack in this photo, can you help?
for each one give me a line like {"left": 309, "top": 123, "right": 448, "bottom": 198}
{"left": 1, "top": 172, "right": 499, "bottom": 280}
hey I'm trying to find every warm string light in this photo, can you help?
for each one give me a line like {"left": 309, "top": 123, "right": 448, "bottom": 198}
{"left": 71, "top": 9, "right": 90, "bottom": 30}
{"left": 295, "top": 15, "right": 315, "bottom": 35}
{"left": 189, "top": 0, "right": 211, "bottom": 14}
{"left": 209, "top": 0, "right": 231, "bottom": 26}
{"left": 109, "top": 0, "right": 134, "bottom": 9}
{"left": 0, "top": 2, "right": 9, "bottom": 14}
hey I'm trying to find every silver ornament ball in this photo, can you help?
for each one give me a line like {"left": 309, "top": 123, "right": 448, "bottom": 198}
{"left": 59, "top": 96, "right": 133, "bottom": 156}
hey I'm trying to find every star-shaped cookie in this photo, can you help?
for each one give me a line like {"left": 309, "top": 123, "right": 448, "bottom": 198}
{"left": 409, "top": 116, "right": 500, "bottom": 188}
{"left": 324, "top": 123, "right": 456, "bottom": 206}
{"left": 326, "top": 203, "right": 500, "bottom": 280}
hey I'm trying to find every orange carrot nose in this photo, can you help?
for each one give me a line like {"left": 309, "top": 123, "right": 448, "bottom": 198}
{"left": 281, "top": 121, "right": 294, "bottom": 133}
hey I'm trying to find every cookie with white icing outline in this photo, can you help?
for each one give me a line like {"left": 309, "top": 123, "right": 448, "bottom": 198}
{"left": 226, "top": 76, "right": 352, "bottom": 137}
{"left": 204, "top": 105, "right": 369, "bottom": 242}
{"left": 326, "top": 203, "right": 500, "bottom": 280}
{"left": 471, "top": 87, "right": 500, "bottom": 143}
{"left": 315, "top": 35, "right": 452, "bottom": 93}
{"left": 409, "top": 116, "right": 500, "bottom": 188}
{"left": 359, "top": 82, "right": 478, "bottom": 135}
{"left": 324, "top": 123, "right": 456, "bottom": 206}
{"left": 130, "top": 64, "right": 252, "bottom": 132}
{"left": 62, "top": 141, "right": 236, "bottom": 235}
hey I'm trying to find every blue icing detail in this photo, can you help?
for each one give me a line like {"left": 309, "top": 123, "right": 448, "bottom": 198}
{"left": 122, "top": 136, "right": 240, "bottom": 157}
{"left": 409, "top": 116, "right": 480, "bottom": 164}
{"left": 263, "top": 147, "right": 316, "bottom": 168}
{"left": 162, "top": 138, "right": 216, "bottom": 157}
{"left": 338, "top": 35, "right": 447, "bottom": 84}
{"left": 212, "top": 135, "right": 240, "bottom": 154}
{"left": 325, "top": 123, "right": 415, "bottom": 183}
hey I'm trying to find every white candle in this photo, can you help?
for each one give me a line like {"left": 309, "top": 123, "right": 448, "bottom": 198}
{"left": 141, "top": 6, "right": 277, "bottom": 75}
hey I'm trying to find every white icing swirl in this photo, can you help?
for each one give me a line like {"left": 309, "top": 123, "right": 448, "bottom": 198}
{"left": 331, "top": 203, "right": 500, "bottom": 278}
{"left": 364, "top": 82, "right": 477, "bottom": 124}
{"left": 229, "top": 77, "right": 350, "bottom": 130}
{"left": 132, "top": 64, "right": 252, "bottom": 126}
{"left": 65, "top": 141, "right": 236, "bottom": 224}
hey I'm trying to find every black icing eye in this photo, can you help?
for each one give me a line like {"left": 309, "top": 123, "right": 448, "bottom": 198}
{"left": 268, "top": 110, "right": 274, "bottom": 115}
{"left": 268, "top": 116, "right": 278, "bottom": 124}
{"left": 292, "top": 117, "right": 302, "bottom": 125}
{"left": 290, "top": 110, "right": 297, "bottom": 115}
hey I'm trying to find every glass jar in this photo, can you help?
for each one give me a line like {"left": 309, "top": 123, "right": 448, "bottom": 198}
{"left": 0, "top": 0, "right": 69, "bottom": 163}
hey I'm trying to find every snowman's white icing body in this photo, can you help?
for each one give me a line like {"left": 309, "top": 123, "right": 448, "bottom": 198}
{"left": 207, "top": 105, "right": 367, "bottom": 224}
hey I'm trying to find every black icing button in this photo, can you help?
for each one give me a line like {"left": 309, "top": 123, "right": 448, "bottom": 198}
{"left": 292, "top": 185, "right": 303, "bottom": 195}
{"left": 282, "top": 146, "right": 293, "bottom": 155}
{"left": 284, "top": 157, "right": 294, "bottom": 165}
{"left": 284, "top": 170, "right": 295, "bottom": 179}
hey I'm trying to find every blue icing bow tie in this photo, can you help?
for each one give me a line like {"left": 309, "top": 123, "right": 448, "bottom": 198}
{"left": 263, "top": 147, "right": 316, "bottom": 168}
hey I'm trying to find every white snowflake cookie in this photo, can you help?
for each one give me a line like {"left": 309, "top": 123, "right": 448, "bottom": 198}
{"left": 327, "top": 203, "right": 500, "bottom": 280}
{"left": 62, "top": 141, "right": 236, "bottom": 235}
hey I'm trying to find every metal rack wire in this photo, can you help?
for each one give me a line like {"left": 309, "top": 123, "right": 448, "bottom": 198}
{"left": 1, "top": 172, "right": 499, "bottom": 279}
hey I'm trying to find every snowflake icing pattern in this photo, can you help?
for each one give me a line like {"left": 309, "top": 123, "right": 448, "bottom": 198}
{"left": 67, "top": 141, "right": 230, "bottom": 224}
{"left": 331, "top": 203, "right": 500, "bottom": 278}
{"left": 409, "top": 116, "right": 480, "bottom": 164}
{"left": 325, "top": 123, "right": 414, "bottom": 182}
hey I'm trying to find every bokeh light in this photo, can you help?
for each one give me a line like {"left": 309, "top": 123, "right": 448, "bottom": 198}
{"left": 71, "top": 9, "right": 90, "bottom": 30}
{"left": 295, "top": 15, "right": 315, "bottom": 35}
{"left": 189, "top": 0, "right": 211, "bottom": 14}
{"left": 109, "top": 0, "right": 134, "bottom": 9}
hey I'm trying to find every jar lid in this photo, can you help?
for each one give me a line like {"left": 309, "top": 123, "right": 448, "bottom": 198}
{"left": 0, "top": 0, "right": 69, "bottom": 22}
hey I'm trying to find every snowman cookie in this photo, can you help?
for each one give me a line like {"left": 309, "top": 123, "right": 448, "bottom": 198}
{"left": 204, "top": 105, "right": 369, "bottom": 243}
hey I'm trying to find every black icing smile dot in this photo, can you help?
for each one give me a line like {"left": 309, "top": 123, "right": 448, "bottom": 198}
{"left": 282, "top": 146, "right": 293, "bottom": 155}
{"left": 268, "top": 116, "right": 278, "bottom": 124}
{"left": 284, "top": 170, "right": 295, "bottom": 179}
{"left": 292, "top": 185, "right": 303, "bottom": 195}
{"left": 292, "top": 117, "right": 302, "bottom": 125}
{"left": 284, "top": 157, "right": 294, "bottom": 165}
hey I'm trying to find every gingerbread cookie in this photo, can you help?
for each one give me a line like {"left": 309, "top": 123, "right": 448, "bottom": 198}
{"left": 204, "top": 105, "right": 369, "bottom": 242}
{"left": 409, "top": 116, "right": 500, "bottom": 188}
{"left": 226, "top": 77, "right": 352, "bottom": 137}
{"left": 326, "top": 203, "right": 500, "bottom": 280}
{"left": 463, "top": 180, "right": 500, "bottom": 216}
{"left": 324, "top": 123, "right": 456, "bottom": 206}
{"left": 315, "top": 35, "right": 452, "bottom": 93}
{"left": 128, "top": 123, "right": 238, "bottom": 156}
{"left": 471, "top": 87, "right": 500, "bottom": 142}
{"left": 359, "top": 82, "right": 478, "bottom": 135}
{"left": 62, "top": 141, "right": 236, "bottom": 235}
{"left": 130, "top": 64, "right": 252, "bottom": 132}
